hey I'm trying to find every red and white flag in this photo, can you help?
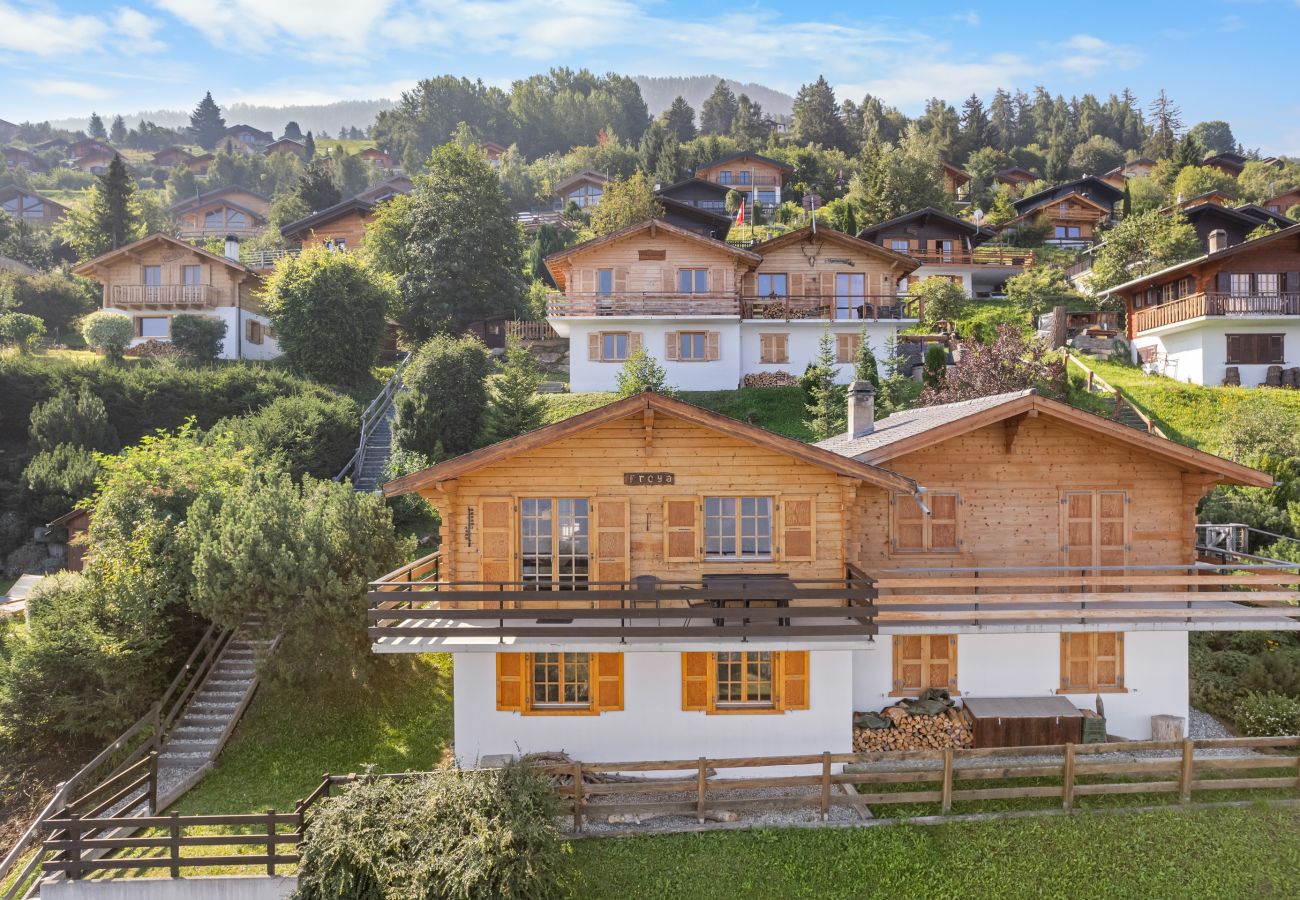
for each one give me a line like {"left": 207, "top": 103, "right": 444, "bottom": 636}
{"left": 735, "top": 197, "right": 746, "bottom": 226}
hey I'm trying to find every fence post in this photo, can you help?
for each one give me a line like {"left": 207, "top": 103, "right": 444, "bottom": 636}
{"left": 940, "top": 748, "right": 954, "bottom": 813}
{"left": 1062, "top": 742, "right": 1076, "bottom": 810}
{"left": 696, "top": 758, "right": 707, "bottom": 824}
{"left": 571, "top": 762, "right": 583, "bottom": 833}
{"left": 66, "top": 813, "right": 82, "bottom": 881}
{"left": 147, "top": 751, "right": 159, "bottom": 815}
{"left": 1179, "top": 739, "right": 1195, "bottom": 802}
{"left": 266, "top": 810, "right": 277, "bottom": 876}
{"left": 168, "top": 811, "right": 181, "bottom": 878}
{"left": 820, "top": 751, "right": 832, "bottom": 821}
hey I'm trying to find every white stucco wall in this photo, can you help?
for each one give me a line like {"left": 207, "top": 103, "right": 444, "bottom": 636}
{"left": 739, "top": 320, "right": 910, "bottom": 385}
{"left": 563, "top": 318, "right": 742, "bottom": 392}
{"left": 103, "top": 305, "right": 280, "bottom": 361}
{"left": 1133, "top": 320, "right": 1300, "bottom": 387}
{"left": 453, "top": 649, "right": 855, "bottom": 768}
{"left": 852, "top": 631, "right": 1188, "bottom": 740}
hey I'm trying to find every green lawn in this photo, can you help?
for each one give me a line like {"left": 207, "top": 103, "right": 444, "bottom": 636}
{"left": 543, "top": 387, "right": 813, "bottom": 441}
{"left": 569, "top": 805, "right": 1300, "bottom": 899}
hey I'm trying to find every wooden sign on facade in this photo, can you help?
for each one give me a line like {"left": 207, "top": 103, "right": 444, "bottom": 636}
{"left": 623, "top": 472, "right": 675, "bottom": 486}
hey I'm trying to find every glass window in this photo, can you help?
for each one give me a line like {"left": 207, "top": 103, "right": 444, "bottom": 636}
{"left": 718, "top": 171, "right": 733, "bottom": 185}
{"left": 227, "top": 210, "right": 246, "bottom": 227}
{"left": 0, "top": 198, "right": 15, "bottom": 216}
{"left": 678, "top": 331, "right": 707, "bottom": 361}
{"left": 715, "top": 651, "right": 774, "bottom": 706}
{"left": 835, "top": 273, "right": 866, "bottom": 320}
{"left": 678, "top": 269, "right": 709, "bottom": 293}
{"left": 757, "top": 191, "right": 775, "bottom": 206}
{"left": 181, "top": 265, "right": 201, "bottom": 285}
{"left": 601, "top": 332, "right": 628, "bottom": 361}
{"left": 520, "top": 498, "right": 589, "bottom": 590}
{"left": 204, "top": 209, "right": 224, "bottom": 228}
{"left": 757, "top": 273, "right": 787, "bottom": 297}
{"left": 597, "top": 269, "right": 614, "bottom": 296}
{"left": 1229, "top": 274, "right": 1252, "bottom": 295}
{"left": 704, "top": 496, "right": 772, "bottom": 558}
{"left": 531, "top": 652, "right": 591, "bottom": 707}
{"left": 137, "top": 317, "right": 168, "bottom": 338}
{"left": 1257, "top": 273, "right": 1280, "bottom": 296}
{"left": 889, "top": 239, "right": 909, "bottom": 252}
{"left": 143, "top": 265, "right": 161, "bottom": 286}
{"left": 700, "top": 199, "right": 726, "bottom": 210}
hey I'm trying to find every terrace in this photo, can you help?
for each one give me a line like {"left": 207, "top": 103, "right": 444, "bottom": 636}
{"left": 107, "top": 284, "right": 213, "bottom": 308}
{"left": 1131, "top": 292, "right": 1300, "bottom": 333}
{"left": 905, "top": 247, "right": 1036, "bottom": 268}
{"left": 546, "top": 292, "right": 923, "bottom": 321}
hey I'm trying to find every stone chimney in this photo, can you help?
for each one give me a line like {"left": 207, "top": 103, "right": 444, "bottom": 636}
{"left": 1208, "top": 228, "right": 1228, "bottom": 253}
{"left": 847, "top": 380, "right": 876, "bottom": 438}
{"left": 224, "top": 234, "right": 240, "bottom": 262}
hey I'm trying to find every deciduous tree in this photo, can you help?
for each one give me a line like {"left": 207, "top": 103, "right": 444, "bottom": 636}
{"left": 590, "top": 172, "right": 663, "bottom": 236}
{"left": 921, "top": 325, "right": 1065, "bottom": 405}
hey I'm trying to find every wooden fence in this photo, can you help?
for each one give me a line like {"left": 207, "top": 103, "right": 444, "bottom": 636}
{"left": 506, "top": 320, "right": 560, "bottom": 341}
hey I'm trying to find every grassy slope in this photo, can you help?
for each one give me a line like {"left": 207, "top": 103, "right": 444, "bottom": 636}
{"left": 570, "top": 806, "right": 1300, "bottom": 899}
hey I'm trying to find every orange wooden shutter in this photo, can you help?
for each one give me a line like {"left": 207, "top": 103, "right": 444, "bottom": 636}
{"left": 705, "top": 331, "right": 720, "bottom": 360}
{"left": 592, "top": 499, "right": 630, "bottom": 603}
{"left": 613, "top": 267, "right": 628, "bottom": 293}
{"left": 665, "top": 332, "right": 680, "bottom": 360}
{"left": 780, "top": 650, "right": 810, "bottom": 710}
{"left": 710, "top": 266, "right": 724, "bottom": 293}
{"left": 780, "top": 496, "right": 816, "bottom": 561}
{"left": 774, "top": 334, "right": 788, "bottom": 362}
{"left": 1062, "top": 632, "right": 1124, "bottom": 691}
{"left": 479, "top": 498, "right": 514, "bottom": 583}
{"left": 660, "top": 265, "right": 671, "bottom": 290}
{"left": 681, "top": 652, "right": 710, "bottom": 711}
{"left": 1062, "top": 491, "right": 1095, "bottom": 569}
{"left": 892, "top": 493, "right": 925, "bottom": 551}
{"left": 820, "top": 272, "right": 834, "bottom": 298}
{"left": 1094, "top": 632, "right": 1124, "bottom": 689}
{"left": 893, "top": 635, "right": 924, "bottom": 691}
{"left": 496, "top": 652, "right": 525, "bottom": 712}
{"left": 629, "top": 332, "right": 643, "bottom": 354}
{"left": 588, "top": 332, "right": 601, "bottom": 361}
{"left": 1060, "top": 633, "right": 1091, "bottom": 691}
{"left": 929, "top": 493, "right": 960, "bottom": 550}
{"left": 1097, "top": 491, "right": 1128, "bottom": 569}
{"left": 759, "top": 333, "right": 773, "bottom": 363}
{"left": 594, "top": 652, "right": 624, "bottom": 711}
{"left": 927, "top": 635, "right": 957, "bottom": 691}
{"left": 580, "top": 268, "right": 595, "bottom": 292}
{"left": 663, "top": 497, "right": 699, "bottom": 562}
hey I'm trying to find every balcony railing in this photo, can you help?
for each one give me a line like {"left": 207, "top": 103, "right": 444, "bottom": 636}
{"left": 546, "top": 292, "right": 740, "bottom": 317}
{"left": 1132, "top": 292, "right": 1300, "bottom": 333}
{"left": 108, "top": 284, "right": 212, "bottom": 308}
{"left": 742, "top": 295, "right": 919, "bottom": 322}
{"left": 716, "top": 175, "right": 779, "bottom": 188}
{"left": 240, "top": 247, "right": 300, "bottom": 269}
{"left": 905, "top": 248, "right": 1035, "bottom": 267}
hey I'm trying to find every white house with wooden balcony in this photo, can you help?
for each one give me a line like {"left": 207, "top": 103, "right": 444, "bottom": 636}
{"left": 368, "top": 389, "right": 1297, "bottom": 767}
{"left": 1101, "top": 223, "right": 1300, "bottom": 386}
{"left": 72, "top": 234, "right": 278, "bottom": 361}
{"left": 545, "top": 220, "right": 922, "bottom": 392}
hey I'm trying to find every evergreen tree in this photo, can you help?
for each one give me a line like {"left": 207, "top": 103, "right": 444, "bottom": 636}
{"left": 283, "top": 121, "right": 304, "bottom": 140}
{"left": 662, "top": 96, "right": 697, "bottom": 143}
{"left": 1145, "top": 89, "right": 1183, "bottom": 160}
{"left": 87, "top": 112, "right": 107, "bottom": 140}
{"left": 486, "top": 339, "right": 545, "bottom": 442}
{"left": 959, "top": 93, "right": 990, "bottom": 158}
{"left": 303, "top": 131, "right": 316, "bottom": 159}
{"left": 922, "top": 344, "right": 948, "bottom": 390}
{"left": 803, "top": 328, "right": 845, "bottom": 441}
{"left": 1122, "top": 180, "right": 1132, "bottom": 218}
{"left": 638, "top": 121, "right": 681, "bottom": 185}
{"left": 616, "top": 347, "right": 672, "bottom": 397}
{"left": 93, "top": 155, "right": 136, "bottom": 253}
{"left": 189, "top": 92, "right": 226, "bottom": 150}
{"left": 853, "top": 330, "right": 879, "bottom": 391}
{"left": 918, "top": 97, "right": 960, "bottom": 157}
{"left": 109, "top": 115, "right": 127, "bottom": 145}
{"left": 295, "top": 161, "right": 341, "bottom": 212}
{"left": 699, "top": 80, "right": 738, "bottom": 136}
{"left": 732, "top": 94, "right": 769, "bottom": 145}
{"left": 792, "top": 76, "right": 844, "bottom": 150}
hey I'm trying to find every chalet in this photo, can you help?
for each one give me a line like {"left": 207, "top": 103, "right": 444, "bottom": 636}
{"left": 941, "top": 162, "right": 971, "bottom": 205}
{"left": 1099, "top": 222, "right": 1300, "bottom": 386}
{"left": 152, "top": 147, "right": 195, "bottom": 168}
{"left": 694, "top": 152, "right": 792, "bottom": 211}
{"left": 71, "top": 150, "right": 115, "bottom": 175}
{"left": 553, "top": 170, "right": 607, "bottom": 210}
{"left": 280, "top": 177, "right": 413, "bottom": 250}
{"left": 169, "top": 187, "right": 270, "bottom": 239}
{"left": 223, "top": 124, "right": 274, "bottom": 148}
{"left": 544, "top": 219, "right": 919, "bottom": 392}
{"left": 1202, "top": 152, "right": 1248, "bottom": 179}
{"left": 658, "top": 197, "right": 731, "bottom": 241}
{"left": 263, "top": 138, "right": 307, "bottom": 159}
{"left": 1177, "top": 189, "right": 1234, "bottom": 210}
{"left": 369, "top": 390, "right": 1291, "bottom": 765}
{"left": 72, "top": 233, "right": 277, "bottom": 361}
{"left": 479, "top": 141, "right": 508, "bottom": 168}
{"left": 1001, "top": 176, "right": 1123, "bottom": 247}
{"left": 2, "top": 146, "right": 48, "bottom": 173}
{"left": 66, "top": 138, "right": 114, "bottom": 159}
{"left": 357, "top": 175, "right": 413, "bottom": 203}
{"left": 214, "top": 135, "right": 258, "bottom": 156}
{"left": 657, "top": 177, "right": 732, "bottom": 217}
{"left": 32, "top": 138, "right": 68, "bottom": 155}
{"left": 856, "top": 207, "right": 1034, "bottom": 299}
{"left": 995, "top": 167, "right": 1037, "bottom": 190}
{"left": 356, "top": 147, "right": 392, "bottom": 169}
{"left": 186, "top": 154, "right": 215, "bottom": 176}
{"left": 0, "top": 186, "right": 69, "bottom": 226}
{"left": 47, "top": 509, "right": 89, "bottom": 573}
{"left": 1178, "top": 199, "right": 1293, "bottom": 251}
{"left": 1101, "top": 157, "right": 1156, "bottom": 189}
{"left": 1264, "top": 188, "right": 1300, "bottom": 217}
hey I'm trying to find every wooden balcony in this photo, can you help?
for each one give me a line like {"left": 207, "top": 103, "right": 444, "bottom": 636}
{"left": 1131, "top": 292, "right": 1300, "bottom": 333}
{"left": 107, "top": 284, "right": 213, "bottom": 309}
{"left": 906, "top": 248, "right": 1035, "bottom": 268}
{"left": 716, "top": 174, "right": 779, "bottom": 188}
{"left": 546, "top": 292, "right": 740, "bottom": 317}
{"left": 742, "top": 295, "right": 919, "bottom": 322}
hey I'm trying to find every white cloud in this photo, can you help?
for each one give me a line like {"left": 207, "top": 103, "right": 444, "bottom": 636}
{"left": 153, "top": 0, "right": 397, "bottom": 58}
{"left": 0, "top": 1, "right": 111, "bottom": 56}
{"left": 113, "top": 7, "right": 166, "bottom": 54}
{"left": 25, "top": 78, "right": 113, "bottom": 100}
{"left": 1057, "top": 34, "right": 1144, "bottom": 76}
{"left": 953, "top": 10, "right": 980, "bottom": 28}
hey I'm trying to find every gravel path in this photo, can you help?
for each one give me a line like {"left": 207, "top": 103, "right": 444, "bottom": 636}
{"left": 569, "top": 784, "right": 862, "bottom": 834}
{"left": 1189, "top": 707, "right": 1236, "bottom": 740}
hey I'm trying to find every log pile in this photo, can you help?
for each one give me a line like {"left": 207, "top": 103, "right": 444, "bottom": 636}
{"left": 742, "top": 371, "right": 801, "bottom": 388}
{"left": 852, "top": 706, "right": 973, "bottom": 752}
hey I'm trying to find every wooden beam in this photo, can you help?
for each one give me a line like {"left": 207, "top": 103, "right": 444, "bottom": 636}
{"left": 1003, "top": 413, "right": 1026, "bottom": 454}
{"left": 643, "top": 408, "right": 654, "bottom": 452}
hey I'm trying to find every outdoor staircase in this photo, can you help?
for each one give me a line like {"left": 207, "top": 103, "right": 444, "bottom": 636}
{"left": 350, "top": 404, "right": 396, "bottom": 492}
{"left": 1108, "top": 396, "right": 1149, "bottom": 431}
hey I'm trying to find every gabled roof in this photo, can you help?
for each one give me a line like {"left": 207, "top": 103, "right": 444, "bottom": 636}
{"left": 263, "top": 137, "right": 305, "bottom": 152}
{"left": 1001, "top": 190, "right": 1111, "bottom": 229}
{"left": 1013, "top": 176, "right": 1124, "bottom": 214}
{"left": 1176, "top": 200, "right": 1282, "bottom": 231}
{"left": 152, "top": 146, "right": 195, "bottom": 162}
{"left": 695, "top": 151, "right": 793, "bottom": 173}
{"left": 0, "top": 185, "right": 69, "bottom": 213}
{"left": 72, "top": 233, "right": 254, "bottom": 278}
{"left": 280, "top": 197, "right": 377, "bottom": 240}
{"left": 168, "top": 186, "right": 270, "bottom": 215}
{"left": 1234, "top": 204, "right": 1295, "bottom": 228}
{"left": 753, "top": 225, "right": 920, "bottom": 271}
{"left": 1178, "top": 189, "right": 1234, "bottom": 208}
{"left": 816, "top": 390, "right": 1271, "bottom": 487}
{"left": 659, "top": 196, "right": 731, "bottom": 225}
{"left": 545, "top": 218, "right": 761, "bottom": 284}
{"left": 553, "top": 170, "right": 609, "bottom": 194}
{"left": 657, "top": 176, "right": 733, "bottom": 198}
{"left": 941, "top": 161, "right": 971, "bottom": 182}
{"left": 856, "top": 207, "right": 993, "bottom": 244}
{"left": 356, "top": 175, "right": 413, "bottom": 203}
{"left": 996, "top": 167, "right": 1037, "bottom": 182}
{"left": 224, "top": 124, "right": 273, "bottom": 141}
{"left": 1097, "top": 222, "right": 1300, "bottom": 297}
{"left": 385, "top": 391, "right": 919, "bottom": 497}
{"left": 1203, "top": 151, "right": 1246, "bottom": 166}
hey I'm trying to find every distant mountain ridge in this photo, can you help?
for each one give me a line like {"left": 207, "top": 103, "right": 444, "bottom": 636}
{"left": 48, "top": 99, "right": 397, "bottom": 139}
{"left": 633, "top": 76, "right": 794, "bottom": 118}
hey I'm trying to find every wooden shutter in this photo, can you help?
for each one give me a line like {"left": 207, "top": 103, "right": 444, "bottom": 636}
{"left": 663, "top": 497, "right": 699, "bottom": 562}
{"left": 893, "top": 635, "right": 924, "bottom": 691}
{"left": 1062, "top": 491, "right": 1096, "bottom": 569}
{"left": 593, "top": 652, "right": 624, "bottom": 711}
{"left": 710, "top": 266, "right": 724, "bottom": 293}
{"left": 1216, "top": 272, "right": 1231, "bottom": 293}
{"left": 806, "top": 272, "right": 820, "bottom": 297}
{"left": 592, "top": 498, "right": 630, "bottom": 602}
{"left": 660, "top": 265, "right": 671, "bottom": 290}
{"left": 588, "top": 332, "right": 601, "bottom": 361}
{"left": 665, "top": 332, "right": 680, "bottom": 361}
{"left": 705, "top": 331, "right": 720, "bottom": 361}
{"left": 1093, "top": 632, "right": 1124, "bottom": 690}
{"left": 820, "top": 272, "right": 834, "bottom": 298}
{"left": 496, "top": 652, "right": 525, "bottom": 712}
{"left": 742, "top": 272, "right": 756, "bottom": 295}
{"left": 836, "top": 333, "right": 851, "bottom": 363}
{"left": 1060, "top": 633, "right": 1123, "bottom": 692}
{"left": 780, "top": 496, "right": 816, "bottom": 561}
{"left": 1285, "top": 272, "right": 1300, "bottom": 293}
{"left": 1226, "top": 334, "right": 1244, "bottom": 364}
{"left": 681, "top": 652, "right": 710, "bottom": 711}
{"left": 790, "top": 273, "right": 804, "bottom": 298}
{"left": 893, "top": 635, "right": 956, "bottom": 693}
{"left": 479, "top": 498, "right": 514, "bottom": 584}
{"left": 628, "top": 332, "right": 643, "bottom": 354}
{"left": 759, "top": 333, "right": 774, "bottom": 363}
{"left": 774, "top": 334, "right": 788, "bottom": 363}
{"left": 613, "top": 267, "right": 627, "bottom": 293}
{"left": 1268, "top": 334, "right": 1285, "bottom": 363}
{"left": 891, "top": 493, "right": 925, "bottom": 551}
{"left": 580, "top": 268, "right": 596, "bottom": 293}
{"left": 1096, "top": 491, "right": 1128, "bottom": 570}
{"left": 927, "top": 635, "right": 957, "bottom": 691}
{"left": 929, "top": 493, "right": 960, "bottom": 551}
{"left": 779, "top": 651, "right": 810, "bottom": 711}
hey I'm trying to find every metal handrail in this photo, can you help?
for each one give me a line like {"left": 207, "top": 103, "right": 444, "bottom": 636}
{"left": 336, "top": 352, "right": 411, "bottom": 484}
{"left": 1066, "top": 352, "right": 1166, "bottom": 437}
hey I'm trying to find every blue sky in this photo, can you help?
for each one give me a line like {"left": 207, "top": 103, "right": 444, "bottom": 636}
{"left": 2, "top": 0, "right": 1299, "bottom": 153}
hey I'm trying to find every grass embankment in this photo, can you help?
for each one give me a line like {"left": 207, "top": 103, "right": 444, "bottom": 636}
{"left": 570, "top": 805, "right": 1300, "bottom": 899}
{"left": 543, "top": 386, "right": 813, "bottom": 440}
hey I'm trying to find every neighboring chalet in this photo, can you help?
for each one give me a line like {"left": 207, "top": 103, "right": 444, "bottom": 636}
{"left": 214, "top": 135, "right": 258, "bottom": 156}
{"left": 185, "top": 154, "right": 215, "bottom": 176}
{"left": 694, "top": 152, "right": 791, "bottom": 210}
{"left": 1202, "top": 152, "right": 1248, "bottom": 179}
{"left": 1177, "top": 197, "right": 1293, "bottom": 251}
{"left": 857, "top": 207, "right": 1034, "bottom": 299}
{"left": 356, "top": 147, "right": 392, "bottom": 169}
{"left": 280, "top": 177, "right": 413, "bottom": 251}
{"left": 47, "top": 509, "right": 89, "bottom": 573}
{"left": 32, "top": 138, "right": 68, "bottom": 155}
{"left": 152, "top": 147, "right": 195, "bottom": 168}
{"left": 223, "top": 124, "right": 274, "bottom": 148}
{"left": 655, "top": 179, "right": 735, "bottom": 239}
{"left": 1000, "top": 176, "right": 1123, "bottom": 247}
{"left": 72, "top": 234, "right": 277, "bottom": 361}
{"left": 995, "top": 167, "right": 1037, "bottom": 190}
{"left": 544, "top": 219, "right": 919, "bottom": 392}
{"left": 66, "top": 138, "right": 114, "bottom": 160}
{"left": 71, "top": 150, "right": 115, "bottom": 175}
{"left": 940, "top": 162, "right": 971, "bottom": 205}
{"left": 368, "top": 389, "right": 1291, "bottom": 765}
{"left": 553, "top": 170, "right": 607, "bottom": 210}
{"left": 2, "top": 146, "right": 49, "bottom": 173}
{"left": 1101, "top": 157, "right": 1156, "bottom": 189}
{"left": 169, "top": 187, "right": 270, "bottom": 240}
{"left": 263, "top": 138, "right": 307, "bottom": 159}
{"left": 658, "top": 176, "right": 731, "bottom": 217}
{"left": 0, "top": 186, "right": 68, "bottom": 226}
{"left": 479, "top": 141, "right": 507, "bottom": 169}
{"left": 1100, "top": 222, "right": 1300, "bottom": 386}
{"left": 1265, "top": 188, "right": 1300, "bottom": 216}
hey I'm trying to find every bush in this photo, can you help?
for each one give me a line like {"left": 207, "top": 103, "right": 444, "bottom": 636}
{"left": 81, "top": 311, "right": 134, "bottom": 361}
{"left": 21, "top": 444, "right": 100, "bottom": 524}
{"left": 1238, "top": 649, "right": 1300, "bottom": 699}
{"left": 615, "top": 346, "right": 672, "bottom": 398}
{"left": 1190, "top": 669, "right": 1243, "bottom": 720}
{"left": 169, "top": 314, "right": 227, "bottom": 362}
{"left": 262, "top": 245, "right": 395, "bottom": 385}
{"left": 922, "top": 343, "right": 947, "bottom": 390}
{"left": 294, "top": 763, "right": 568, "bottom": 900}
{"left": 382, "top": 447, "right": 439, "bottom": 532}
{"left": 3, "top": 271, "right": 97, "bottom": 337}
{"left": 910, "top": 277, "right": 968, "bottom": 330}
{"left": 29, "top": 385, "right": 119, "bottom": 452}
{"left": 1233, "top": 691, "right": 1300, "bottom": 737}
{"left": 921, "top": 325, "right": 1066, "bottom": 405}
{"left": 1004, "top": 266, "right": 1083, "bottom": 319}
{"left": 218, "top": 392, "right": 359, "bottom": 481}
{"left": 396, "top": 334, "right": 491, "bottom": 458}
{"left": 0, "top": 311, "right": 45, "bottom": 352}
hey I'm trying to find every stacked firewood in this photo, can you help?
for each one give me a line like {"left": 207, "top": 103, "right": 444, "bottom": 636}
{"left": 742, "top": 371, "right": 801, "bottom": 388}
{"left": 852, "top": 707, "right": 973, "bottom": 752}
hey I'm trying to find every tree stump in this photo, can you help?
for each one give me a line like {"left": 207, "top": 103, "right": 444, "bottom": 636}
{"left": 1151, "top": 714, "right": 1186, "bottom": 741}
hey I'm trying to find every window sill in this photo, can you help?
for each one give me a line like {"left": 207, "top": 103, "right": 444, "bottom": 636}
{"left": 1056, "top": 688, "right": 1128, "bottom": 695}
{"left": 704, "top": 556, "right": 775, "bottom": 563}
{"left": 520, "top": 705, "right": 602, "bottom": 716}
{"left": 889, "top": 689, "right": 961, "bottom": 698}
{"left": 706, "top": 705, "right": 783, "bottom": 715}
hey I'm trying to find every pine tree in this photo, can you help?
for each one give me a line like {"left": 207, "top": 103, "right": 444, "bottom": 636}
{"left": 959, "top": 94, "right": 990, "bottom": 157}
{"left": 1122, "top": 180, "right": 1132, "bottom": 218}
{"left": 303, "top": 131, "right": 316, "bottom": 160}
{"left": 109, "top": 115, "right": 127, "bottom": 145}
{"left": 803, "top": 328, "right": 845, "bottom": 441}
{"left": 853, "top": 330, "right": 880, "bottom": 391}
{"left": 662, "top": 96, "right": 697, "bottom": 143}
{"left": 98, "top": 155, "right": 136, "bottom": 251}
{"left": 1145, "top": 89, "right": 1183, "bottom": 160}
{"left": 485, "top": 339, "right": 545, "bottom": 442}
{"left": 283, "top": 121, "right": 303, "bottom": 140}
{"left": 295, "top": 160, "right": 341, "bottom": 212}
{"left": 792, "top": 76, "right": 844, "bottom": 150}
{"left": 87, "top": 112, "right": 107, "bottom": 140}
{"left": 189, "top": 91, "right": 227, "bottom": 150}
{"left": 699, "top": 80, "right": 738, "bottom": 136}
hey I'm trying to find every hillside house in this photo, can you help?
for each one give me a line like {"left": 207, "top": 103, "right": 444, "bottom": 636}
{"left": 169, "top": 187, "right": 271, "bottom": 240}
{"left": 657, "top": 176, "right": 732, "bottom": 217}
{"left": 1100, "top": 222, "right": 1300, "bottom": 386}
{"left": 263, "top": 138, "right": 307, "bottom": 159}
{"left": 66, "top": 138, "right": 114, "bottom": 159}
{"left": 72, "top": 233, "right": 278, "bottom": 361}
{"left": 1202, "top": 152, "right": 1248, "bottom": 179}
{"left": 71, "top": 150, "right": 115, "bottom": 175}
{"left": 356, "top": 147, "right": 393, "bottom": 169}
{"left": 2, "top": 146, "right": 49, "bottom": 173}
{"left": 0, "top": 186, "right": 68, "bottom": 226}
{"left": 1265, "top": 189, "right": 1300, "bottom": 216}
{"left": 280, "top": 177, "right": 413, "bottom": 251}
{"left": 1101, "top": 157, "right": 1156, "bottom": 189}
{"left": 857, "top": 207, "right": 1034, "bottom": 299}
{"left": 941, "top": 162, "right": 971, "bottom": 205}
{"left": 553, "top": 170, "right": 607, "bottom": 210}
{"left": 544, "top": 220, "right": 919, "bottom": 392}
{"left": 995, "top": 167, "right": 1037, "bottom": 190}
{"left": 223, "top": 125, "right": 274, "bottom": 148}
{"left": 1178, "top": 199, "right": 1293, "bottom": 251}
{"left": 1001, "top": 176, "right": 1123, "bottom": 248}
{"left": 479, "top": 141, "right": 507, "bottom": 169}
{"left": 152, "top": 146, "right": 195, "bottom": 168}
{"left": 186, "top": 153, "right": 215, "bottom": 176}
{"left": 694, "top": 152, "right": 791, "bottom": 212}
{"left": 369, "top": 390, "right": 1291, "bottom": 765}
{"left": 214, "top": 135, "right": 258, "bottom": 156}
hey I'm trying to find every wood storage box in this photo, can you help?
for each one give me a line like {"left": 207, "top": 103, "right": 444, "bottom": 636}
{"left": 963, "top": 697, "right": 1084, "bottom": 749}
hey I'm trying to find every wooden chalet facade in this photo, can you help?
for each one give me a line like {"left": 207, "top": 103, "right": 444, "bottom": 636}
{"left": 2, "top": 146, "right": 49, "bottom": 173}
{"left": 0, "top": 186, "right": 68, "bottom": 226}
{"left": 169, "top": 188, "right": 270, "bottom": 239}
{"left": 941, "top": 162, "right": 971, "bottom": 205}
{"left": 263, "top": 138, "right": 307, "bottom": 159}
{"left": 1101, "top": 223, "right": 1300, "bottom": 386}
{"left": 693, "top": 153, "right": 791, "bottom": 211}
{"left": 355, "top": 147, "right": 392, "bottom": 169}
{"left": 280, "top": 178, "right": 412, "bottom": 251}
{"left": 369, "top": 390, "right": 1296, "bottom": 764}
{"left": 152, "top": 147, "right": 195, "bottom": 168}
{"left": 1002, "top": 176, "right": 1123, "bottom": 248}
{"left": 553, "top": 170, "right": 607, "bottom": 210}
{"left": 1265, "top": 188, "right": 1300, "bottom": 217}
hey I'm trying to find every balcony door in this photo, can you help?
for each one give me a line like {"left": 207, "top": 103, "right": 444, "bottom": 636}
{"left": 143, "top": 265, "right": 161, "bottom": 303}
{"left": 1060, "top": 490, "right": 1128, "bottom": 589}
{"left": 835, "top": 273, "right": 866, "bottom": 320}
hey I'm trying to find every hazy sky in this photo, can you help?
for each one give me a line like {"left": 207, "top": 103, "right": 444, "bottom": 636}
{"left": 2, "top": 0, "right": 1298, "bottom": 153}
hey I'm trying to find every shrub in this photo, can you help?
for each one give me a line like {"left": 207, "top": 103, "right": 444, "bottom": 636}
{"left": 396, "top": 334, "right": 491, "bottom": 458}
{"left": 614, "top": 346, "right": 672, "bottom": 398}
{"left": 1190, "top": 669, "right": 1244, "bottom": 720}
{"left": 29, "top": 386, "right": 119, "bottom": 452}
{"left": 4, "top": 271, "right": 97, "bottom": 337}
{"left": 1238, "top": 649, "right": 1300, "bottom": 699}
{"left": 169, "top": 314, "right": 227, "bottom": 362}
{"left": 382, "top": 447, "right": 439, "bottom": 532}
{"left": 218, "top": 392, "right": 359, "bottom": 481}
{"left": 921, "top": 325, "right": 1066, "bottom": 406}
{"left": 922, "top": 343, "right": 947, "bottom": 390}
{"left": 294, "top": 763, "right": 568, "bottom": 900}
{"left": 1233, "top": 691, "right": 1300, "bottom": 737}
{"left": 81, "top": 311, "right": 134, "bottom": 360}
{"left": 911, "top": 277, "right": 968, "bottom": 330}
{"left": 0, "top": 311, "right": 45, "bottom": 352}
{"left": 484, "top": 339, "right": 544, "bottom": 443}
{"left": 1004, "top": 266, "right": 1083, "bottom": 319}
{"left": 21, "top": 444, "right": 100, "bottom": 524}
